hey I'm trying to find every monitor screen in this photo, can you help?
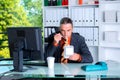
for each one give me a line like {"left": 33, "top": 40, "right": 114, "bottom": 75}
{"left": 7, "top": 27, "right": 44, "bottom": 61}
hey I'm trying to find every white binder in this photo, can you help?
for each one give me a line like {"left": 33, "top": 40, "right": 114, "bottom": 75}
{"left": 95, "top": 8, "right": 99, "bottom": 26}
{"left": 89, "top": 8, "right": 94, "bottom": 26}
{"left": 78, "top": 8, "right": 83, "bottom": 26}
{"left": 104, "top": 11, "right": 116, "bottom": 23}
{"left": 44, "top": 28, "right": 48, "bottom": 38}
{"left": 117, "top": 11, "right": 120, "bottom": 23}
{"left": 93, "top": 28, "right": 99, "bottom": 46}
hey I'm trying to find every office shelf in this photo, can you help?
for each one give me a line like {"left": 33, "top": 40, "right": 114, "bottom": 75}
{"left": 100, "top": 0, "right": 120, "bottom": 4}
{"left": 100, "top": 42, "right": 120, "bottom": 48}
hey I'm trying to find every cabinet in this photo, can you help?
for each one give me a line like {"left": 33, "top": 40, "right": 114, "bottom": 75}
{"left": 43, "top": 0, "right": 120, "bottom": 63}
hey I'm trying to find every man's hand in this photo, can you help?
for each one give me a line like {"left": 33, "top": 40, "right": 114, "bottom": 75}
{"left": 69, "top": 53, "right": 81, "bottom": 61}
{"left": 54, "top": 33, "right": 63, "bottom": 43}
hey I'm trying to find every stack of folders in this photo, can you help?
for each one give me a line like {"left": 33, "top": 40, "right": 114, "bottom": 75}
{"left": 44, "top": 0, "right": 68, "bottom": 6}
{"left": 104, "top": 11, "right": 116, "bottom": 23}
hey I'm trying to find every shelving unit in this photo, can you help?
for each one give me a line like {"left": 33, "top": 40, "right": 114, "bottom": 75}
{"left": 43, "top": 0, "right": 120, "bottom": 63}
{"left": 99, "top": 0, "right": 120, "bottom": 62}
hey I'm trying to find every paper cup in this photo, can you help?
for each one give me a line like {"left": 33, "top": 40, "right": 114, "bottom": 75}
{"left": 47, "top": 57, "right": 55, "bottom": 69}
{"left": 64, "top": 45, "right": 74, "bottom": 58}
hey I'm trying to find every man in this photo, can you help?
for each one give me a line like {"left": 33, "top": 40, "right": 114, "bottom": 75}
{"left": 45, "top": 17, "right": 93, "bottom": 63}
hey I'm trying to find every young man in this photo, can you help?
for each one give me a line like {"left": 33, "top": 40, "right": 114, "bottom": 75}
{"left": 45, "top": 17, "right": 93, "bottom": 63}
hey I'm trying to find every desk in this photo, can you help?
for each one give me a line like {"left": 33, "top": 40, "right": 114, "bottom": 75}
{"left": 0, "top": 60, "right": 120, "bottom": 80}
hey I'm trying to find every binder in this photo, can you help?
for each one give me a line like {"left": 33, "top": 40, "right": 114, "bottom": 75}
{"left": 63, "top": 8, "right": 68, "bottom": 17}
{"left": 93, "top": 28, "right": 99, "bottom": 46}
{"left": 79, "top": 28, "right": 84, "bottom": 37}
{"left": 78, "top": 8, "right": 83, "bottom": 26}
{"left": 48, "top": 0, "right": 52, "bottom": 6}
{"left": 51, "top": 28, "right": 56, "bottom": 33}
{"left": 78, "top": 0, "right": 83, "bottom": 5}
{"left": 69, "top": 0, "right": 77, "bottom": 6}
{"left": 60, "top": 8, "right": 64, "bottom": 23}
{"left": 90, "top": 28, "right": 94, "bottom": 46}
{"left": 44, "top": 28, "right": 48, "bottom": 38}
{"left": 117, "top": 11, "right": 120, "bottom": 23}
{"left": 62, "top": 0, "right": 68, "bottom": 6}
{"left": 75, "top": 8, "right": 78, "bottom": 26}
{"left": 71, "top": 8, "right": 77, "bottom": 26}
{"left": 104, "top": 11, "right": 116, "bottom": 23}
{"left": 85, "top": 28, "right": 89, "bottom": 45}
{"left": 56, "top": 9, "right": 60, "bottom": 26}
{"left": 54, "top": 9, "right": 58, "bottom": 26}
{"left": 60, "top": 8, "right": 68, "bottom": 24}
{"left": 46, "top": 9, "right": 52, "bottom": 26}
{"left": 89, "top": 8, "right": 94, "bottom": 26}
{"left": 57, "top": 0, "right": 62, "bottom": 6}
{"left": 95, "top": 8, "right": 99, "bottom": 26}
{"left": 73, "top": 27, "right": 77, "bottom": 33}
{"left": 52, "top": 9, "right": 56, "bottom": 26}
{"left": 84, "top": 8, "right": 90, "bottom": 26}
{"left": 52, "top": 0, "right": 57, "bottom": 6}
{"left": 104, "top": 31, "right": 117, "bottom": 42}
{"left": 71, "top": 8, "right": 75, "bottom": 26}
{"left": 65, "top": 0, "right": 68, "bottom": 5}
{"left": 48, "top": 28, "right": 52, "bottom": 36}
{"left": 45, "top": 9, "right": 49, "bottom": 26}
{"left": 82, "top": 8, "right": 85, "bottom": 26}
{"left": 44, "top": 0, "right": 48, "bottom": 6}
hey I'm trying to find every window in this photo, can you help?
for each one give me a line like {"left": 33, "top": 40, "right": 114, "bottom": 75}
{"left": 0, "top": 0, "right": 43, "bottom": 59}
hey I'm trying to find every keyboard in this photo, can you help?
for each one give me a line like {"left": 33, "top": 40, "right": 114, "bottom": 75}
{"left": 23, "top": 60, "right": 48, "bottom": 66}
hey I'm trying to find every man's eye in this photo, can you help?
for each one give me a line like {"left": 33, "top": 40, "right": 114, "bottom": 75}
{"left": 67, "top": 30, "right": 70, "bottom": 32}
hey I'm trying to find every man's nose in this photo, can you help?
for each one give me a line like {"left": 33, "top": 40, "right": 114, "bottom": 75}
{"left": 64, "top": 31, "right": 67, "bottom": 36}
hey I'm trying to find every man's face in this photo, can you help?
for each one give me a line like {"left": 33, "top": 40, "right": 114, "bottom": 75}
{"left": 60, "top": 23, "right": 73, "bottom": 39}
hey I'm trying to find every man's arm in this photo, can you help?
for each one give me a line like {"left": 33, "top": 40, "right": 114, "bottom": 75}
{"left": 45, "top": 32, "right": 62, "bottom": 58}
{"left": 78, "top": 35, "right": 93, "bottom": 63}
{"left": 45, "top": 33, "right": 57, "bottom": 57}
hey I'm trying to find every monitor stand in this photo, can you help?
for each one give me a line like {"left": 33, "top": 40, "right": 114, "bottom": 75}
{"left": 12, "top": 40, "right": 24, "bottom": 72}
{"left": 13, "top": 50, "right": 23, "bottom": 72}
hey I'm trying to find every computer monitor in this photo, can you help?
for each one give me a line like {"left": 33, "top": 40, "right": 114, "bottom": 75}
{"left": 7, "top": 27, "right": 44, "bottom": 61}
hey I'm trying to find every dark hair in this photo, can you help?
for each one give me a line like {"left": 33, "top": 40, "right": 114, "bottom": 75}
{"left": 60, "top": 17, "right": 73, "bottom": 26}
